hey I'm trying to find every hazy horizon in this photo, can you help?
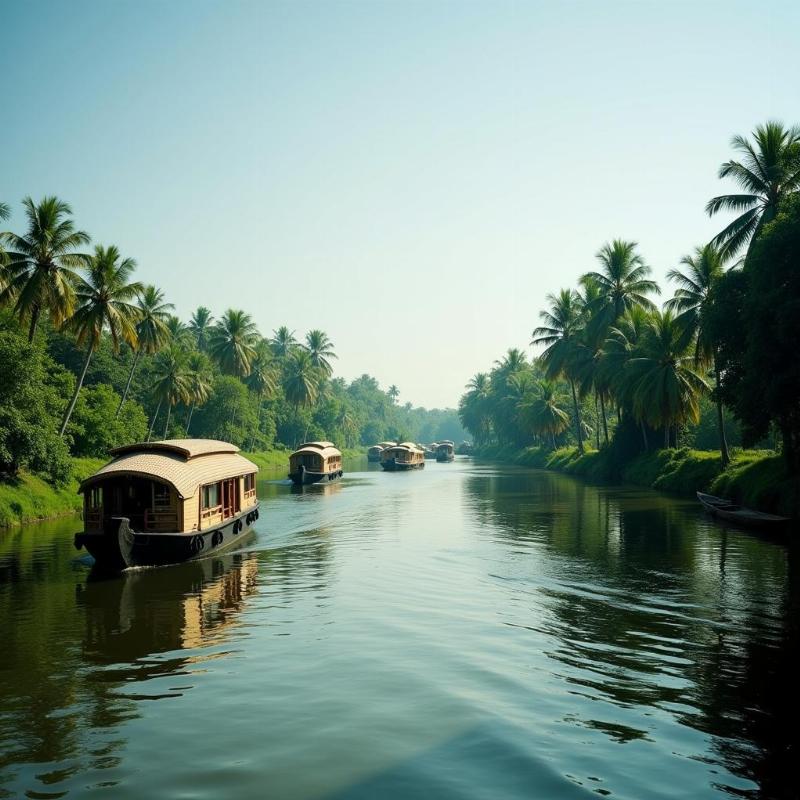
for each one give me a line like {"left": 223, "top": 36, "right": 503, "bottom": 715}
{"left": 2, "top": 0, "right": 798, "bottom": 409}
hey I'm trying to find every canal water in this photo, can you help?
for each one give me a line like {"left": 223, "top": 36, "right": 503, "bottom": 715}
{"left": 1, "top": 459, "right": 796, "bottom": 799}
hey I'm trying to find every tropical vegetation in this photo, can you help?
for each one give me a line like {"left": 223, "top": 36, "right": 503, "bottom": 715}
{"left": 459, "top": 120, "right": 800, "bottom": 512}
{"left": 0, "top": 199, "right": 465, "bottom": 497}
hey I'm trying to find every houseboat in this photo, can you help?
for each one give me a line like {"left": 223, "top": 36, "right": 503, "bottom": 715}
{"left": 75, "top": 439, "right": 260, "bottom": 571}
{"left": 381, "top": 442, "right": 426, "bottom": 471}
{"left": 367, "top": 445, "right": 384, "bottom": 462}
{"left": 289, "top": 441, "right": 343, "bottom": 485}
{"left": 436, "top": 441, "right": 455, "bottom": 462}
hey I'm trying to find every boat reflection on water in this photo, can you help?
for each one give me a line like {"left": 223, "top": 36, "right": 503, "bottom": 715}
{"left": 77, "top": 539, "right": 260, "bottom": 668}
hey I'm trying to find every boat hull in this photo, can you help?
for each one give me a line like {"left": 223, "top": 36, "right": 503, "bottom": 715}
{"left": 367, "top": 453, "right": 382, "bottom": 462}
{"left": 696, "top": 492, "right": 789, "bottom": 529}
{"left": 436, "top": 454, "right": 455, "bottom": 463}
{"left": 75, "top": 503, "right": 260, "bottom": 571}
{"left": 381, "top": 459, "right": 425, "bottom": 471}
{"left": 289, "top": 469, "right": 343, "bottom": 486}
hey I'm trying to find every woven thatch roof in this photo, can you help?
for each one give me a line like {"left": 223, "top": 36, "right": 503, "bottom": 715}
{"left": 80, "top": 439, "right": 257, "bottom": 498}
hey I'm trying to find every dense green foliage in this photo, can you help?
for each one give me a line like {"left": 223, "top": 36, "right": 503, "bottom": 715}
{"left": 0, "top": 197, "right": 464, "bottom": 512}
{"left": 460, "top": 121, "right": 799, "bottom": 511}
{"left": 708, "top": 194, "right": 800, "bottom": 469}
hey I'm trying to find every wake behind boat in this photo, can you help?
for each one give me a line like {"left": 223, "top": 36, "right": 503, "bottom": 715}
{"left": 696, "top": 491, "right": 790, "bottom": 529}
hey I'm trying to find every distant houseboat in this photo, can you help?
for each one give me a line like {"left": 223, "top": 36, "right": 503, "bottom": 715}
{"left": 381, "top": 442, "right": 426, "bottom": 471}
{"left": 75, "top": 439, "right": 260, "bottom": 571}
{"left": 289, "top": 442, "right": 343, "bottom": 485}
{"left": 436, "top": 441, "right": 455, "bottom": 462}
{"left": 367, "top": 445, "right": 384, "bottom": 462}
{"left": 425, "top": 443, "right": 438, "bottom": 459}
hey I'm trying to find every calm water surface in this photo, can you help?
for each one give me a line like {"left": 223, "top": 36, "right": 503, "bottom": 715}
{"left": 1, "top": 459, "right": 797, "bottom": 799}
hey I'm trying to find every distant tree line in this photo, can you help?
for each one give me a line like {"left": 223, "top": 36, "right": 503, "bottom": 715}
{"left": 459, "top": 121, "right": 800, "bottom": 471}
{"left": 0, "top": 200, "right": 465, "bottom": 483}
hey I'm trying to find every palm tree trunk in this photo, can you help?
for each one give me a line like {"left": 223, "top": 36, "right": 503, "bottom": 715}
{"left": 148, "top": 399, "right": 162, "bottom": 441}
{"left": 59, "top": 343, "right": 94, "bottom": 436}
{"left": 713, "top": 356, "right": 730, "bottom": 466}
{"left": 640, "top": 420, "right": 648, "bottom": 451}
{"left": 569, "top": 379, "right": 584, "bottom": 453}
{"left": 185, "top": 403, "right": 196, "bottom": 434}
{"left": 27, "top": 306, "right": 41, "bottom": 344}
{"left": 599, "top": 394, "right": 609, "bottom": 444}
{"left": 551, "top": 431, "right": 556, "bottom": 450}
{"left": 594, "top": 392, "right": 600, "bottom": 449}
{"left": 163, "top": 404, "right": 171, "bottom": 438}
{"left": 116, "top": 349, "right": 141, "bottom": 418}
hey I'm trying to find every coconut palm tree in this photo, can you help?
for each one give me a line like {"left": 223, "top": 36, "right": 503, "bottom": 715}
{"left": 574, "top": 277, "right": 612, "bottom": 444}
{"left": 388, "top": 385, "right": 400, "bottom": 404}
{"left": 149, "top": 346, "right": 191, "bottom": 440}
{"left": 625, "top": 309, "right": 709, "bottom": 447}
{"left": 245, "top": 340, "right": 280, "bottom": 449}
{"left": 283, "top": 349, "right": 319, "bottom": 409}
{"left": 283, "top": 348, "right": 321, "bottom": 443}
{"left": 666, "top": 243, "right": 731, "bottom": 463}
{"left": 246, "top": 339, "right": 279, "bottom": 397}
{"left": 59, "top": 245, "right": 142, "bottom": 435}
{"left": 459, "top": 373, "right": 492, "bottom": 445}
{"left": 304, "top": 329, "right": 337, "bottom": 376}
{"left": 0, "top": 196, "right": 91, "bottom": 341}
{"left": 209, "top": 309, "right": 259, "bottom": 377}
{"left": 270, "top": 326, "right": 297, "bottom": 358}
{"left": 706, "top": 121, "right": 800, "bottom": 258}
{"left": 532, "top": 289, "right": 586, "bottom": 452}
{"left": 116, "top": 285, "right": 173, "bottom": 417}
{"left": 0, "top": 202, "right": 9, "bottom": 283}
{"left": 523, "top": 380, "right": 570, "bottom": 450}
{"left": 165, "top": 315, "right": 191, "bottom": 347}
{"left": 188, "top": 306, "right": 214, "bottom": 351}
{"left": 581, "top": 240, "right": 659, "bottom": 336}
{"left": 184, "top": 352, "right": 213, "bottom": 434}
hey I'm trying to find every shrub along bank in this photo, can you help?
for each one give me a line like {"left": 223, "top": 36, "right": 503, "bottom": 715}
{"left": 475, "top": 445, "right": 799, "bottom": 518}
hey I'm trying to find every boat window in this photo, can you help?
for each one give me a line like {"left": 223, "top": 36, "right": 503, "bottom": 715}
{"left": 153, "top": 483, "right": 171, "bottom": 509}
{"left": 202, "top": 483, "right": 221, "bottom": 509}
{"left": 244, "top": 473, "right": 256, "bottom": 494}
{"left": 88, "top": 487, "right": 102, "bottom": 509}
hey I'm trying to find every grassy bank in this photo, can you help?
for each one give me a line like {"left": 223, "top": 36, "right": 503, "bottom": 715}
{"left": 475, "top": 444, "right": 798, "bottom": 517}
{"left": 0, "top": 457, "right": 105, "bottom": 528}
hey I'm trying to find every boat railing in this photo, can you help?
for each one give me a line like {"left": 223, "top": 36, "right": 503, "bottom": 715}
{"left": 201, "top": 503, "right": 223, "bottom": 521}
{"left": 244, "top": 488, "right": 256, "bottom": 501}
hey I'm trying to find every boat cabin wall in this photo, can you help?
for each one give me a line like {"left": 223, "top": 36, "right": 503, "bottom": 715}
{"left": 84, "top": 471, "right": 258, "bottom": 534}
{"left": 193, "top": 473, "right": 258, "bottom": 532}
{"left": 290, "top": 453, "right": 341, "bottom": 473}
{"left": 84, "top": 477, "right": 181, "bottom": 533}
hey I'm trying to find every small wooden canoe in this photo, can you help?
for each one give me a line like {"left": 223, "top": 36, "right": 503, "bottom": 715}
{"left": 696, "top": 492, "right": 790, "bottom": 529}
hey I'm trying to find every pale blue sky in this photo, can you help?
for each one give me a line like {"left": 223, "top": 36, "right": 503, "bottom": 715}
{"left": 1, "top": 0, "right": 798, "bottom": 408}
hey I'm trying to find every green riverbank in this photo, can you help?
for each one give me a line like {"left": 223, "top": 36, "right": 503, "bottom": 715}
{"left": 0, "top": 457, "right": 105, "bottom": 528}
{"left": 475, "top": 444, "right": 799, "bottom": 518}
{"left": 0, "top": 448, "right": 369, "bottom": 528}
